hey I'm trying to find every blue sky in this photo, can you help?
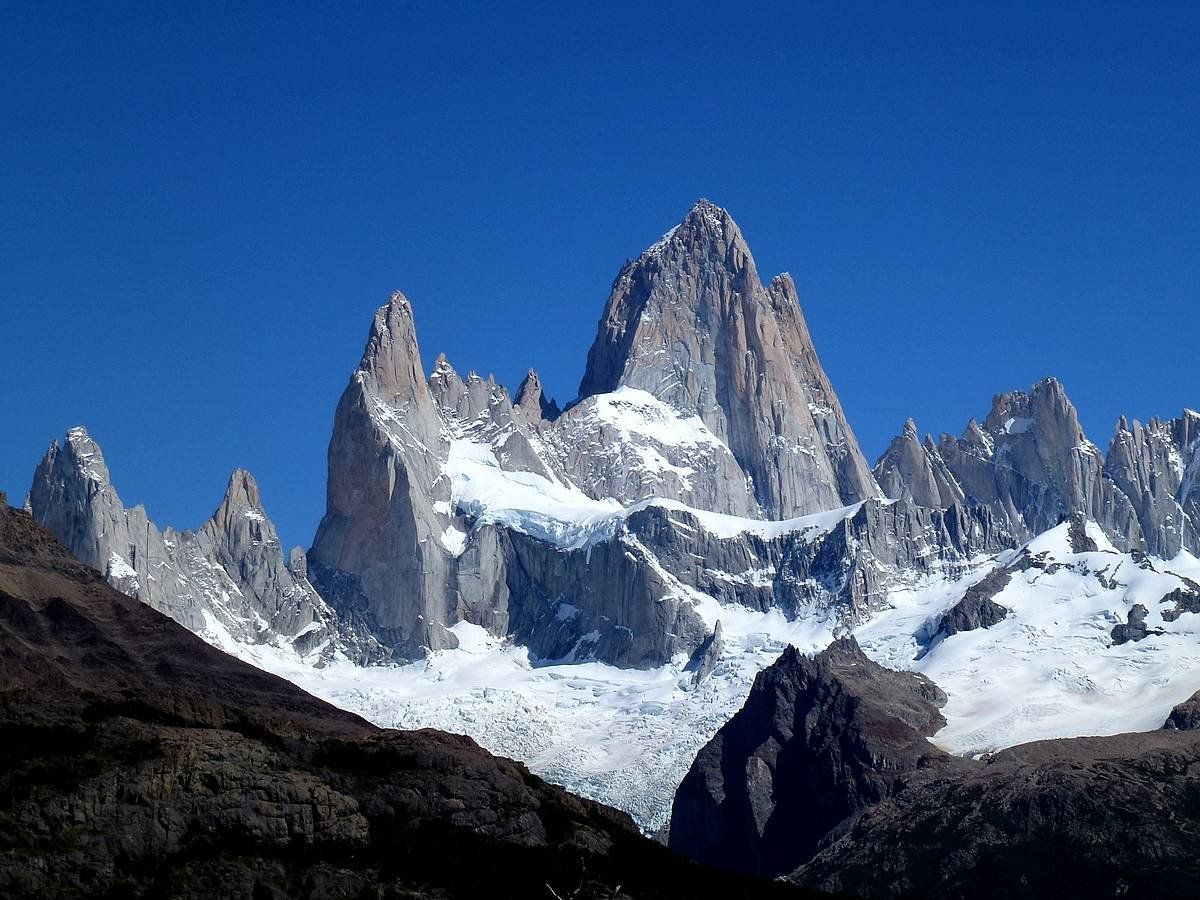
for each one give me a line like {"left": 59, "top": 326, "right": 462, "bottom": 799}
{"left": 2, "top": 1, "right": 1197, "bottom": 548}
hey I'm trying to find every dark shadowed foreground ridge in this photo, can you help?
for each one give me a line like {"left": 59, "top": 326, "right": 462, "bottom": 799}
{"left": 0, "top": 503, "right": 815, "bottom": 899}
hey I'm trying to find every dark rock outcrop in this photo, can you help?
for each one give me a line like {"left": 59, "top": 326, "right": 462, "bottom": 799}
{"left": 1111, "top": 603, "right": 1159, "bottom": 645}
{"left": 0, "top": 505, "right": 811, "bottom": 899}
{"left": 919, "top": 568, "right": 1011, "bottom": 657}
{"left": 1164, "top": 690, "right": 1200, "bottom": 730}
{"left": 792, "top": 731, "right": 1200, "bottom": 898}
{"left": 668, "top": 638, "right": 951, "bottom": 879}
{"left": 669, "top": 627, "right": 1200, "bottom": 898}
{"left": 687, "top": 619, "right": 724, "bottom": 686}
{"left": 1160, "top": 585, "right": 1200, "bottom": 623}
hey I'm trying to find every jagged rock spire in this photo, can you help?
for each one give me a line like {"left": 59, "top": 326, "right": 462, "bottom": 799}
{"left": 26, "top": 430, "right": 369, "bottom": 660}
{"left": 358, "top": 291, "right": 438, "bottom": 418}
{"left": 875, "top": 377, "right": 1163, "bottom": 552}
{"left": 514, "top": 368, "right": 560, "bottom": 422}
{"left": 577, "top": 199, "right": 879, "bottom": 518}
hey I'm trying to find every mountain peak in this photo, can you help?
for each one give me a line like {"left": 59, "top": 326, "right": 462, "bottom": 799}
{"left": 578, "top": 202, "right": 878, "bottom": 517}
{"left": 515, "top": 368, "right": 560, "bottom": 422}
{"left": 355, "top": 292, "right": 435, "bottom": 413}
{"left": 681, "top": 196, "right": 731, "bottom": 229}
{"left": 221, "top": 468, "right": 262, "bottom": 512}
{"left": 56, "top": 425, "right": 111, "bottom": 487}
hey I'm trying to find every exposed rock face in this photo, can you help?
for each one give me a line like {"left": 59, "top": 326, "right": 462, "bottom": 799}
{"left": 919, "top": 568, "right": 1011, "bottom": 656}
{"left": 308, "top": 292, "right": 714, "bottom": 667}
{"left": 1105, "top": 409, "right": 1200, "bottom": 557}
{"left": 514, "top": 366, "right": 561, "bottom": 423}
{"left": 1164, "top": 690, "right": 1200, "bottom": 730}
{"left": 668, "top": 638, "right": 951, "bottom": 879}
{"left": 577, "top": 200, "right": 879, "bottom": 518}
{"left": 26, "top": 429, "right": 376, "bottom": 662}
{"left": 873, "top": 378, "right": 1189, "bottom": 553}
{"left": 668, "top": 625, "right": 1200, "bottom": 898}
{"left": 628, "top": 497, "right": 1004, "bottom": 627}
{"left": 687, "top": 619, "right": 724, "bottom": 686}
{"left": 542, "top": 388, "right": 757, "bottom": 515}
{"left": 1111, "top": 602, "right": 1157, "bottom": 645}
{"left": 308, "top": 293, "right": 457, "bottom": 658}
{"left": 792, "top": 731, "right": 1200, "bottom": 899}
{"left": 874, "top": 418, "right": 965, "bottom": 509}
{"left": 0, "top": 505, "right": 809, "bottom": 900}
{"left": 1160, "top": 585, "right": 1200, "bottom": 622}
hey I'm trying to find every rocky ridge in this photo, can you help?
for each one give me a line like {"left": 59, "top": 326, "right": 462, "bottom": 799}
{"left": 668, "top": 636, "right": 1200, "bottom": 898}
{"left": 304, "top": 201, "right": 1016, "bottom": 665}
{"left": 27, "top": 427, "right": 381, "bottom": 664}
{"left": 27, "top": 201, "right": 1200, "bottom": 681}
{"left": 876, "top": 379, "right": 1199, "bottom": 557}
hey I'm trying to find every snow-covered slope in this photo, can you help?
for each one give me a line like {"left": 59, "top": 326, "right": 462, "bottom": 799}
{"left": 207, "top": 512, "right": 1200, "bottom": 833}
{"left": 860, "top": 519, "right": 1200, "bottom": 755}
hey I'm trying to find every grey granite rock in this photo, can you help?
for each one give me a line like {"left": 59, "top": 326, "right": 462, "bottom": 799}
{"left": 874, "top": 378, "right": 1182, "bottom": 553}
{"left": 1105, "top": 409, "right": 1200, "bottom": 557}
{"left": 27, "top": 427, "right": 380, "bottom": 663}
{"left": 307, "top": 292, "right": 716, "bottom": 667}
{"left": 577, "top": 199, "right": 880, "bottom": 518}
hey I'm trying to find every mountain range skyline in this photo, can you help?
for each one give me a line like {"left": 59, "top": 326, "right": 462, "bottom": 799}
{"left": 4, "top": 194, "right": 1196, "bottom": 550}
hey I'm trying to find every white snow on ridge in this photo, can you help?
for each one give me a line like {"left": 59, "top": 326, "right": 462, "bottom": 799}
{"left": 859, "top": 521, "right": 1200, "bottom": 757}
{"left": 635, "top": 497, "right": 868, "bottom": 541}
{"left": 445, "top": 438, "right": 624, "bottom": 549}
{"left": 442, "top": 429, "right": 868, "bottom": 552}
{"left": 106, "top": 551, "right": 138, "bottom": 581}
{"left": 591, "top": 388, "right": 726, "bottom": 453}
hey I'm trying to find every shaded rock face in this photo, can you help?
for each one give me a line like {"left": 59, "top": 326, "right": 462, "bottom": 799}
{"left": 629, "top": 497, "right": 1007, "bottom": 630}
{"left": 668, "top": 622, "right": 1200, "bottom": 899}
{"left": 875, "top": 379, "right": 1200, "bottom": 556}
{"left": 1111, "top": 602, "right": 1157, "bottom": 645}
{"left": 791, "top": 731, "right": 1200, "bottom": 899}
{"left": 1164, "top": 690, "right": 1200, "bottom": 730}
{"left": 668, "top": 638, "right": 951, "bottom": 879}
{"left": 26, "top": 429, "right": 378, "bottom": 663}
{"left": 578, "top": 200, "right": 879, "bottom": 518}
{"left": 1160, "top": 585, "right": 1200, "bottom": 622}
{"left": 918, "top": 568, "right": 1011, "bottom": 657}
{"left": 458, "top": 523, "right": 710, "bottom": 668}
{"left": 0, "top": 506, "right": 810, "bottom": 900}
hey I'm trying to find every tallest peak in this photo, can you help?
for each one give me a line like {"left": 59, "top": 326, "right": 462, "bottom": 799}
{"left": 640, "top": 198, "right": 746, "bottom": 264}
{"left": 685, "top": 197, "right": 728, "bottom": 219}
{"left": 679, "top": 197, "right": 736, "bottom": 235}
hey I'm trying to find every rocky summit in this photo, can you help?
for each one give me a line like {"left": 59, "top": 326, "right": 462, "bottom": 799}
{"left": 669, "top": 637, "right": 1200, "bottom": 899}
{"left": 875, "top": 378, "right": 1200, "bottom": 557}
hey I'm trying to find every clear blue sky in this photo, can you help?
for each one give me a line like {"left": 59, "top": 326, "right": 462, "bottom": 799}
{"left": 2, "top": 1, "right": 1197, "bottom": 548}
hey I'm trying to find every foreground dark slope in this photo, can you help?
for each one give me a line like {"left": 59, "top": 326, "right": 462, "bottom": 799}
{"left": 671, "top": 639, "right": 1200, "bottom": 899}
{"left": 0, "top": 505, "right": 812, "bottom": 899}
